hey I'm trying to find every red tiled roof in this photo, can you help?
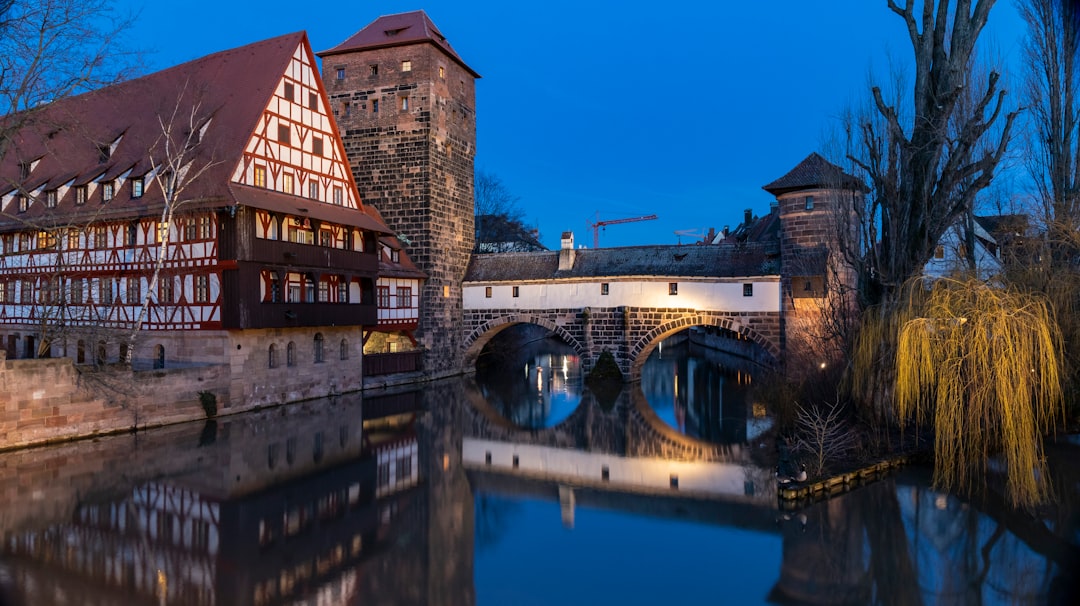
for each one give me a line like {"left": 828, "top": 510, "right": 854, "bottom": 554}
{"left": 1, "top": 32, "right": 393, "bottom": 237}
{"left": 317, "top": 10, "right": 480, "bottom": 78}
{"left": 762, "top": 152, "right": 864, "bottom": 196}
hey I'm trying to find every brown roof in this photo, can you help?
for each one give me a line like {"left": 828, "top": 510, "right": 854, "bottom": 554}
{"left": 317, "top": 10, "right": 480, "bottom": 78}
{"left": 1, "top": 32, "right": 392, "bottom": 236}
{"left": 762, "top": 152, "right": 864, "bottom": 196}
{"left": 464, "top": 244, "right": 779, "bottom": 283}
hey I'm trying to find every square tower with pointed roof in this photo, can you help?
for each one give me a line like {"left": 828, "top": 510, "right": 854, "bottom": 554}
{"left": 319, "top": 11, "right": 478, "bottom": 375}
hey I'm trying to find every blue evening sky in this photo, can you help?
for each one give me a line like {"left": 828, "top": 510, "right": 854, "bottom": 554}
{"left": 114, "top": 1, "right": 1028, "bottom": 249}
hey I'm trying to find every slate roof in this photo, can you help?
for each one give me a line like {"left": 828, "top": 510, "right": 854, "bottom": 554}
{"left": 317, "top": 10, "right": 480, "bottom": 78}
{"left": 762, "top": 152, "right": 864, "bottom": 196}
{"left": 464, "top": 244, "right": 779, "bottom": 283}
{"left": 0, "top": 32, "right": 392, "bottom": 235}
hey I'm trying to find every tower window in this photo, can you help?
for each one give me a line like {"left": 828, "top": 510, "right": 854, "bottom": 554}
{"left": 401, "top": 60, "right": 412, "bottom": 72}
{"left": 342, "top": 101, "right": 351, "bottom": 117}
{"left": 804, "top": 195, "right": 814, "bottom": 210}
{"left": 369, "top": 64, "right": 378, "bottom": 76}
{"left": 335, "top": 67, "right": 345, "bottom": 80}
{"left": 372, "top": 99, "right": 379, "bottom": 113}
{"left": 743, "top": 283, "right": 754, "bottom": 297}
{"left": 601, "top": 283, "right": 609, "bottom": 295}
{"left": 439, "top": 66, "right": 445, "bottom": 78}
{"left": 668, "top": 283, "right": 678, "bottom": 295}
{"left": 400, "top": 96, "right": 409, "bottom": 111}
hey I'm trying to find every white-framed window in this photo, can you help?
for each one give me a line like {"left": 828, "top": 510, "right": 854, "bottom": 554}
{"left": 131, "top": 178, "right": 144, "bottom": 198}
{"left": 743, "top": 283, "right": 753, "bottom": 297}
{"left": 102, "top": 181, "right": 114, "bottom": 202}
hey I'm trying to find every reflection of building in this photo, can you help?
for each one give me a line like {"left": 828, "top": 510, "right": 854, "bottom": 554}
{"left": 0, "top": 400, "right": 420, "bottom": 606}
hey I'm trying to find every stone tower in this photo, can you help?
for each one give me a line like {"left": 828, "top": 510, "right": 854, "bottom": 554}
{"left": 319, "top": 11, "right": 479, "bottom": 377}
{"left": 763, "top": 153, "right": 863, "bottom": 375}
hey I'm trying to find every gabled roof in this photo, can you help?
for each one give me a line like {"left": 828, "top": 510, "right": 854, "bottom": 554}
{"left": 464, "top": 244, "right": 779, "bottom": 282}
{"left": 762, "top": 152, "right": 864, "bottom": 196}
{"left": 317, "top": 10, "right": 480, "bottom": 78}
{"left": 0, "top": 32, "right": 391, "bottom": 234}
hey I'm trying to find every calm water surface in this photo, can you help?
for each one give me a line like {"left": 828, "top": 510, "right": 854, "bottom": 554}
{"left": 1, "top": 336, "right": 1077, "bottom": 605}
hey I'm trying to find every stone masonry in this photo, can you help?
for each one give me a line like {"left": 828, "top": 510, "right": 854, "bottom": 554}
{"left": 462, "top": 307, "right": 781, "bottom": 380}
{"left": 321, "top": 19, "right": 478, "bottom": 378}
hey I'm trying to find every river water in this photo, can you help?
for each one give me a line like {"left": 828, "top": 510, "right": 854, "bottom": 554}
{"left": 0, "top": 336, "right": 1077, "bottom": 605}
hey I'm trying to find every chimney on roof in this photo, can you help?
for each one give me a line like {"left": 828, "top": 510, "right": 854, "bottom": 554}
{"left": 744, "top": 208, "right": 753, "bottom": 225}
{"left": 723, "top": 225, "right": 729, "bottom": 237}
{"left": 769, "top": 201, "right": 778, "bottom": 213}
{"left": 706, "top": 227, "right": 716, "bottom": 243}
{"left": 559, "top": 231, "right": 576, "bottom": 271}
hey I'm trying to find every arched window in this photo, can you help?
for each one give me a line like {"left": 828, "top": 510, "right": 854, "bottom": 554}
{"left": 153, "top": 344, "right": 165, "bottom": 369}
{"left": 77, "top": 339, "right": 86, "bottom": 364}
{"left": 314, "top": 333, "right": 324, "bottom": 363}
{"left": 340, "top": 338, "right": 349, "bottom": 360}
{"left": 286, "top": 341, "right": 296, "bottom": 367}
{"left": 96, "top": 340, "right": 107, "bottom": 366}
{"left": 268, "top": 343, "right": 278, "bottom": 368}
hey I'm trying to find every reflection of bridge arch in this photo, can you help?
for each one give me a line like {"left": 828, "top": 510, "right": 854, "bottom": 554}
{"left": 463, "top": 379, "right": 746, "bottom": 463}
{"left": 462, "top": 313, "right": 586, "bottom": 371}
{"left": 628, "top": 312, "right": 779, "bottom": 381}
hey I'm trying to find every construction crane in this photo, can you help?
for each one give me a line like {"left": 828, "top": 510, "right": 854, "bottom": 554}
{"left": 674, "top": 229, "right": 707, "bottom": 245}
{"left": 587, "top": 213, "right": 658, "bottom": 248}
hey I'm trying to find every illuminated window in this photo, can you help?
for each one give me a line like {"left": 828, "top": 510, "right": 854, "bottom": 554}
{"left": 282, "top": 173, "right": 294, "bottom": 194}
{"left": 438, "top": 66, "right": 445, "bottom": 78}
{"left": 195, "top": 275, "right": 209, "bottom": 303}
{"left": 17, "top": 194, "right": 28, "bottom": 212}
{"left": 254, "top": 165, "right": 266, "bottom": 188}
{"left": 935, "top": 245, "right": 945, "bottom": 259}
{"left": 401, "top": 60, "right": 411, "bottom": 72}
{"left": 743, "top": 283, "right": 754, "bottom": 297}
{"left": 67, "top": 228, "right": 80, "bottom": 249}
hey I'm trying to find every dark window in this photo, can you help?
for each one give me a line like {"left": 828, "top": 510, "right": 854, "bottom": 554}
{"left": 601, "top": 283, "right": 609, "bottom": 295}
{"left": 314, "top": 333, "right": 324, "bottom": 363}
{"left": 97, "top": 144, "right": 110, "bottom": 163}
{"left": 75, "top": 186, "right": 87, "bottom": 205}
{"left": 485, "top": 286, "right": 492, "bottom": 298}
{"left": 283, "top": 82, "right": 294, "bottom": 102}
{"left": 159, "top": 277, "right": 173, "bottom": 303}
{"left": 804, "top": 195, "right": 814, "bottom": 210}
{"left": 372, "top": 99, "right": 379, "bottom": 113}
{"left": 195, "top": 275, "right": 209, "bottom": 303}
{"left": 312, "top": 137, "right": 323, "bottom": 156}
{"left": 153, "top": 345, "right": 165, "bottom": 369}
{"left": 668, "top": 283, "right": 678, "bottom": 295}
{"left": 277, "top": 124, "right": 291, "bottom": 145}
{"left": 335, "top": 67, "right": 345, "bottom": 80}
{"left": 45, "top": 190, "right": 57, "bottom": 208}
{"left": 743, "top": 283, "right": 753, "bottom": 297}
{"left": 369, "top": 64, "right": 378, "bottom": 76}
{"left": 340, "top": 339, "right": 349, "bottom": 360}
{"left": 396, "top": 287, "right": 411, "bottom": 308}
{"left": 512, "top": 286, "right": 519, "bottom": 298}
{"left": 308, "top": 92, "right": 318, "bottom": 110}
{"left": 287, "top": 342, "right": 296, "bottom": 367}
{"left": 18, "top": 162, "right": 30, "bottom": 179}
{"left": 377, "top": 286, "right": 390, "bottom": 307}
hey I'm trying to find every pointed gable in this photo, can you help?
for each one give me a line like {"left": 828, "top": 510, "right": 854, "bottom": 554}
{"left": 318, "top": 10, "right": 480, "bottom": 77}
{"left": 762, "top": 152, "right": 864, "bottom": 196}
{"left": 230, "top": 38, "right": 362, "bottom": 211}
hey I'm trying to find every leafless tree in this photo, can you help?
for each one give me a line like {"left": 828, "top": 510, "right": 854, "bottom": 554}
{"left": 843, "top": 0, "right": 1019, "bottom": 419}
{"left": 793, "top": 398, "right": 860, "bottom": 477}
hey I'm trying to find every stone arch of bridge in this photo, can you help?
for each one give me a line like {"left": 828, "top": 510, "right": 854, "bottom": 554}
{"left": 627, "top": 313, "right": 779, "bottom": 381}
{"left": 462, "top": 313, "right": 586, "bottom": 372}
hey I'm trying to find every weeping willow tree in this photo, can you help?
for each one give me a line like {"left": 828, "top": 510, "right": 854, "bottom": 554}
{"left": 880, "top": 277, "right": 1065, "bottom": 508}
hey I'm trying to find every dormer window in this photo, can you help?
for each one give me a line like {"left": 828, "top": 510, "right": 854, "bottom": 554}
{"left": 102, "top": 181, "right": 114, "bottom": 202}
{"left": 391, "top": 249, "right": 400, "bottom": 263}
{"left": 45, "top": 190, "right": 57, "bottom": 208}
{"left": 75, "top": 186, "right": 87, "bottom": 205}
{"left": 18, "top": 162, "right": 30, "bottom": 179}
{"left": 98, "top": 144, "right": 110, "bottom": 163}
{"left": 131, "top": 178, "right": 143, "bottom": 198}
{"left": 17, "top": 194, "right": 29, "bottom": 213}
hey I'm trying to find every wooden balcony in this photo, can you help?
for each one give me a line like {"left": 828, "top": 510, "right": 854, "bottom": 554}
{"left": 226, "top": 301, "right": 376, "bottom": 329}
{"left": 364, "top": 351, "right": 423, "bottom": 376}
{"left": 248, "top": 239, "right": 378, "bottom": 273}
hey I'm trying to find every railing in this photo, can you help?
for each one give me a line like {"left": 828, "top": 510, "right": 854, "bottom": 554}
{"left": 364, "top": 351, "right": 423, "bottom": 376}
{"left": 248, "top": 239, "right": 378, "bottom": 272}
{"left": 240, "top": 302, "right": 376, "bottom": 328}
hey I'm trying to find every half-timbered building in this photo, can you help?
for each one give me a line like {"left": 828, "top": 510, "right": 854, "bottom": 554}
{"left": 0, "top": 32, "right": 397, "bottom": 405}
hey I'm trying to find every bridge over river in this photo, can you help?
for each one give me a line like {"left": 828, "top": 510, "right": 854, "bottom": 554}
{"left": 462, "top": 235, "right": 787, "bottom": 379}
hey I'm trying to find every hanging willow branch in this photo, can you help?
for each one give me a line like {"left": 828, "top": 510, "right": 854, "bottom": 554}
{"left": 894, "top": 277, "right": 1064, "bottom": 508}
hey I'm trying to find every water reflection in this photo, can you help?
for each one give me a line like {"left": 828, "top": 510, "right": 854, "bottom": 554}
{"left": 641, "top": 333, "right": 770, "bottom": 443}
{"left": 474, "top": 335, "right": 583, "bottom": 429}
{"left": 0, "top": 359, "right": 1077, "bottom": 604}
